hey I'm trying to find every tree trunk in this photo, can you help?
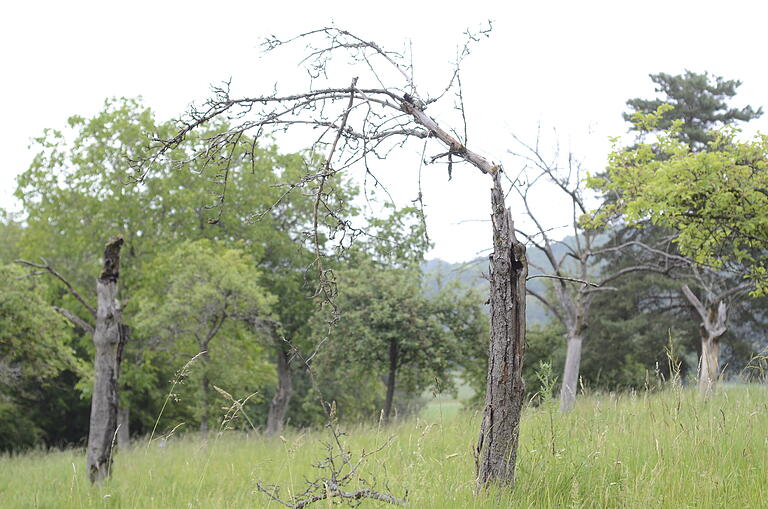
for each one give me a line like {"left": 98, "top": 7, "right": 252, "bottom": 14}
{"left": 266, "top": 346, "right": 293, "bottom": 435}
{"left": 476, "top": 171, "right": 527, "bottom": 489}
{"left": 681, "top": 285, "right": 727, "bottom": 396}
{"left": 117, "top": 406, "right": 130, "bottom": 449}
{"left": 383, "top": 340, "right": 399, "bottom": 422}
{"left": 559, "top": 334, "right": 583, "bottom": 412}
{"left": 86, "top": 236, "right": 126, "bottom": 484}
{"left": 698, "top": 334, "right": 720, "bottom": 395}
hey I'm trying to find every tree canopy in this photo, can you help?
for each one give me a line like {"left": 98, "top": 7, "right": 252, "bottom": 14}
{"left": 590, "top": 107, "right": 768, "bottom": 294}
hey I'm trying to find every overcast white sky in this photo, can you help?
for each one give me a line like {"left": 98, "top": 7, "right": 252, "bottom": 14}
{"left": 2, "top": 0, "right": 767, "bottom": 262}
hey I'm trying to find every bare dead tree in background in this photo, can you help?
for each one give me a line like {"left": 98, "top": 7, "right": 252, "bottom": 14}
{"left": 509, "top": 136, "right": 686, "bottom": 411}
{"left": 133, "top": 26, "right": 527, "bottom": 489}
{"left": 511, "top": 133, "right": 757, "bottom": 405}
{"left": 17, "top": 236, "right": 127, "bottom": 483}
{"left": 591, "top": 247, "right": 754, "bottom": 395}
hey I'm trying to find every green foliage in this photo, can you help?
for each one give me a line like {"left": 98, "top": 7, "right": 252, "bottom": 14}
{"left": 356, "top": 205, "right": 432, "bottom": 269}
{"left": 523, "top": 323, "right": 566, "bottom": 398}
{"left": 431, "top": 282, "right": 488, "bottom": 406}
{"left": 590, "top": 111, "right": 768, "bottom": 294}
{"left": 625, "top": 71, "right": 762, "bottom": 151}
{"left": 16, "top": 98, "right": 161, "bottom": 298}
{"left": 0, "top": 212, "right": 22, "bottom": 265}
{"left": 0, "top": 264, "right": 81, "bottom": 450}
{"left": 12, "top": 97, "right": 356, "bottom": 442}
{"left": 0, "top": 265, "right": 79, "bottom": 382}
{"left": 575, "top": 71, "right": 768, "bottom": 396}
{"left": 311, "top": 264, "right": 457, "bottom": 420}
{"left": 132, "top": 240, "right": 275, "bottom": 429}
{"left": 14, "top": 97, "right": 335, "bottom": 299}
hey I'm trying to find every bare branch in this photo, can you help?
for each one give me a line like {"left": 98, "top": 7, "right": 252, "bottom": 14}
{"left": 681, "top": 284, "right": 707, "bottom": 322}
{"left": 597, "top": 265, "right": 671, "bottom": 287}
{"left": 54, "top": 306, "right": 95, "bottom": 335}
{"left": 15, "top": 259, "right": 96, "bottom": 318}
{"left": 713, "top": 281, "right": 754, "bottom": 303}
{"left": 590, "top": 240, "right": 691, "bottom": 266}
{"left": 527, "top": 274, "right": 599, "bottom": 287}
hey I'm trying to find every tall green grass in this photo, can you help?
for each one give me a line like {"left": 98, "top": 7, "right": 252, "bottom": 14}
{"left": 1, "top": 385, "right": 766, "bottom": 508}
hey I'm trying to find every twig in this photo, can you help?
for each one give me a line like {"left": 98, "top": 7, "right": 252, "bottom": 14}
{"left": 526, "top": 274, "right": 599, "bottom": 287}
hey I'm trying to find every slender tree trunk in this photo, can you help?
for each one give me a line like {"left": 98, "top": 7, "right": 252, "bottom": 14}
{"left": 476, "top": 171, "right": 527, "bottom": 489}
{"left": 266, "top": 346, "right": 293, "bottom": 435}
{"left": 86, "top": 236, "right": 126, "bottom": 484}
{"left": 698, "top": 333, "right": 720, "bottom": 395}
{"left": 383, "top": 340, "right": 399, "bottom": 422}
{"left": 559, "top": 333, "right": 583, "bottom": 412}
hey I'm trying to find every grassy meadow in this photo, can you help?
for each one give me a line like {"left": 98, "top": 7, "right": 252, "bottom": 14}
{"left": 0, "top": 385, "right": 766, "bottom": 508}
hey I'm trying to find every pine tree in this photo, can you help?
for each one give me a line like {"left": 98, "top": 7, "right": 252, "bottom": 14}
{"left": 625, "top": 71, "right": 762, "bottom": 151}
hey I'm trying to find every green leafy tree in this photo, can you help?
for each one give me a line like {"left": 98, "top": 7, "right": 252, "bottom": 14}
{"left": 356, "top": 205, "right": 431, "bottom": 269}
{"left": 305, "top": 205, "right": 462, "bottom": 423}
{"left": 571, "top": 73, "right": 766, "bottom": 397}
{"left": 133, "top": 239, "right": 275, "bottom": 433}
{"left": 315, "top": 263, "right": 455, "bottom": 422}
{"left": 587, "top": 73, "right": 767, "bottom": 394}
{"left": 15, "top": 97, "right": 324, "bottom": 297}
{"left": 591, "top": 108, "right": 768, "bottom": 294}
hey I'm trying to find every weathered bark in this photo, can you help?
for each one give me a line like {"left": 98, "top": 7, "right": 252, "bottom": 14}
{"left": 86, "top": 236, "right": 126, "bottom": 484}
{"left": 117, "top": 406, "right": 130, "bottom": 449}
{"left": 476, "top": 171, "right": 527, "bottom": 489}
{"left": 266, "top": 346, "right": 293, "bottom": 435}
{"left": 699, "top": 334, "right": 721, "bottom": 395}
{"left": 681, "top": 284, "right": 728, "bottom": 396}
{"left": 116, "top": 325, "right": 131, "bottom": 448}
{"left": 383, "top": 340, "right": 399, "bottom": 422}
{"left": 559, "top": 334, "right": 584, "bottom": 412}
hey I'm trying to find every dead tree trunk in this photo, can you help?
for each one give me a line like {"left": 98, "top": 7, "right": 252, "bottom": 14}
{"left": 559, "top": 333, "right": 584, "bottom": 412}
{"left": 117, "top": 325, "right": 132, "bottom": 449}
{"left": 699, "top": 332, "right": 721, "bottom": 394}
{"left": 682, "top": 285, "right": 728, "bottom": 395}
{"left": 383, "top": 340, "right": 399, "bottom": 422}
{"left": 266, "top": 346, "right": 293, "bottom": 435}
{"left": 475, "top": 171, "right": 527, "bottom": 489}
{"left": 139, "top": 27, "right": 531, "bottom": 489}
{"left": 86, "top": 236, "right": 126, "bottom": 484}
